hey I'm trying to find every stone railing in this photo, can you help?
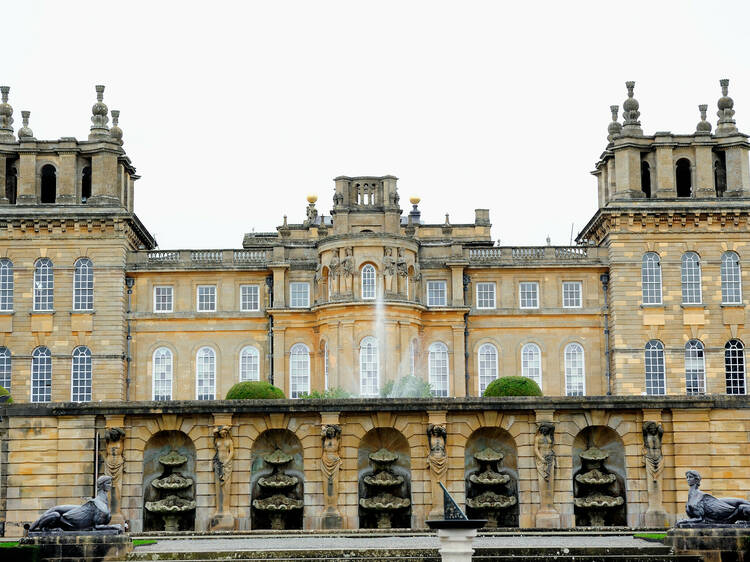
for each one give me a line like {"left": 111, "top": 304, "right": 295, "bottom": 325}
{"left": 129, "top": 249, "right": 269, "bottom": 269}
{"left": 467, "top": 246, "right": 604, "bottom": 264}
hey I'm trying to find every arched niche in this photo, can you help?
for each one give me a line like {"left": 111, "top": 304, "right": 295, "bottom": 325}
{"left": 464, "top": 427, "right": 519, "bottom": 527}
{"left": 250, "top": 429, "right": 304, "bottom": 530}
{"left": 357, "top": 427, "right": 412, "bottom": 529}
{"left": 572, "top": 425, "right": 627, "bottom": 526}
{"left": 142, "top": 430, "right": 196, "bottom": 531}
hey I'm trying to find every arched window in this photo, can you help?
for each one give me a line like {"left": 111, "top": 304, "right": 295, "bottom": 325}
{"left": 676, "top": 158, "right": 692, "bottom": 198}
{"left": 721, "top": 251, "right": 742, "bottom": 304}
{"left": 31, "top": 346, "right": 52, "bottom": 403}
{"left": 71, "top": 346, "right": 92, "bottom": 402}
{"left": 361, "top": 264, "right": 376, "bottom": 300}
{"left": 0, "top": 258, "right": 13, "bottom": 311}
{"left": 685, "top": 340, "right": 706, "bottom": 395}
{"left": 521, "top": 343, "right": 542, "bottom": 387}
{"left": 196, "top": 347, "right": 216, "bottom": 400}
{"left": 429, "top": 342, "right": 449, "bottom": 397}
{"left": 681, "top": 252, "right": 702, "bottom": 305}
{"left": 34, "top": 258, "right": 54, "bottom": 311}
{"left": 641, "top": 253, "right": 662, "bottom": 305}
{"left": 239, "top": 346, "right": 260, "bottom": 382}
{"left": 644, "top": 340, "right": 666, "bottom": 395}
{"left": 152, "top": 347, "right": 173, "bottom": 400}
{"left": 81, "top": 166, "right": 92, "bottom": 203}
{"left": 359, "top": 336, "right": 379, "bottom": 396}
{"left": 641, "top": 161, "right": 651, "bottom": 198}
{"left": 289, "top": 343, "right": 310, "bottom": 398}
{"left": 564, "top": 343, "right": 585, "bottom": 396}
{"left": 0, "top": 347, "right": 10, "bottom": 391}
{"left": 477, "top": 343, "right": 498, "bottom": 395}
{"left": 725, "top": 340, "right": 746, "bottom": 395}
{"left": 40, "top": 164, "right": 56, "bottom": 203}
{"left": 73, "top": 258, "right": 94, "bottom": 311}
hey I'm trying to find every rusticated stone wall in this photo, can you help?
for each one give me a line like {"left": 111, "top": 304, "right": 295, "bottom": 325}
{"left": 1, "top": 396, "right": 749, "bottom": 535}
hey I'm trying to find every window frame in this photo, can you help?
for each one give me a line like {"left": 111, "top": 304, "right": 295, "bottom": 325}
{"left": 71, "top": 346, "right": 92, "bottom": 402}
{"left": 289, "top": 343, "right": 310, "bottom": 398}
{"left": 521, "top": 342, "right": 542, "bottom": 387}
{"left": 153, "top": 286, "right": 174, "bottom": 313}
{"left": 562, "top": 281, "right": 582, "bottom": 309}
{"left": 519, "top": 281, "right": 539, "bottom": 309}
{"left": 152, "top": 347, "right": 173, "bottom": 401}
{"left": 685, "top": 339, "right": 706, "bottom": 395}
{"left": 195, "top": 346, "right": 216, "bottom": 400}
{"left": 476, "top": 282, "right": 496, "bottom": 309}
{"left": 240, "top": 284, "right": 260, "bottom": 312}
{"left": 564, "top": 342, "right": 585, "bottom": 396}
{"left": 359, "top": 336, "right": 379, "bottom": 396}
{"left": 721, "top": 251, "right": 743, "bottom": 305}
{"left": 0, "top": 258, "right": 13, "bottom": 312}
{"left": 428, "top": 342, "right": 449, "bottom": 397}
{"left": 239, "top": 345, "right": 260, "bottom": 382}
{"left": 644, "top": 340, "right": 666, "bottom": 395}
{"left": 641, "top": 252, "right": 663, "bottom": 305}
{"left": 426, "top": 280, "right": 448, "bottom": 307}
{"left": 290, "top": 282, "right": 310, "bottom": 308}
{"left": 0, "top": 346, "right": 11, "bottom": 391}
{"left": 725, "top": 339, "right": 746, "bottom": 395}
{"left": 361, "top": 264, "right": 376, "bottom": 300}
{"left": 196, "top": 285, "right": 217, "bottom": 312}
{"left": 33, "top": 258, "right": 54, "bottom": 312}
{"left": 477, "top": 343, "right": 498, "bottom": 394}
{"left": 680, "top": 252, "right": 702, "bottom": 305}
{"left": 73, "top": 258, "right": 94, "bottom": 311}
{"left": 31, "top": 346, "right": 52, "bottom": 403}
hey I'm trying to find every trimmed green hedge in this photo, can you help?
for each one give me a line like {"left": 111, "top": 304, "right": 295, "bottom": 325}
{"left": 299, "top": 387, "right": 352, "bottom": 399}
{"left": 226, "top": 381, "right": 285, "bottom": 400}
{"left": 483, "top": 376, "right": 542, "bottom": 397}
{"left": 0, "top": 385, "right": 12, "bottom": 404}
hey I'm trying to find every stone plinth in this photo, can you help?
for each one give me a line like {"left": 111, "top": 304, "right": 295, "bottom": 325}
{"left": 434, "top": 527, "right": 479, "bottom": 562}
{"left": 666, "top": 527, "right": 750, "bottom": 562}
{"left": 19, "top": 532, "right": 131, "bottom": 562}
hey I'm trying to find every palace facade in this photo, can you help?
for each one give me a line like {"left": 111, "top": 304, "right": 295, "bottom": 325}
{"left": 0, "top": 80, "right": 749, "bottom": 535}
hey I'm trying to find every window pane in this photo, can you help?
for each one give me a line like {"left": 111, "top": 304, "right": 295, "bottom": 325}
{"left": 31, "top": 347, "right": 52, "bottom": 403}
{"left": 34, "top": 258, "right": 54, "bottom": 311}
{"left": 721, "top": 252, "right": 742, "bottom": 304}
{"left": 154, "top": 286, "right": 173, "bottom": 313}
{"left": 360, "top": 337, "right": 379, "bottom": 396}
{"left": 362, "top": 265, "right": 376, "bottom": 300}
{"left": 71, "top": 346, "right": 92, "bottom": 402}
{"left": 290, "top": 283, "right": 310, "bottom": 308}
{"left": 725, "top": 340, "right": 746, "bottom": 395}
{"left": 241, "top": 285, "right": 260, "bottom": 311}
{"left": 564, "top": 343, "right": 585, "bottom": 396}
{"left": 0, "top": 347, "right": 11, "bottom": 391}
{"left": 521, "top": 343, "right": 542, "bottom": 386}
{"left": 645, "top": 340, "right": 665, "bottom": 395}
{"left": 429, "top": 342, "right": 449, "bottom": 397}
{"left": 476, "top": 283, "right": 496, "bottom": 309}
{"left": 0, "top": 259, "right": 13, "bottom": 311}
{"left": 197, "top": 285, "right": 216, "bottom": 311}
{"left": 153, "top": 348, "right": 173, "bottom": 400}
{"left": 196, "top": 347, "right": 216, "bottom": 400}
{"left": 642, "top": 253, "right": 662, "bottom": 305}
{"left": 519, "top": 282, "right": 539, "bottom": 309}
{"left": 681, "top": 252, "right": 702, "bottom": 305}
{"left": 240, "top": 346, "right": 260, "bottom": 381}
{"left": 562, "top": 281, "right": 582, "bottom": 308}
{"left": 290, "top": 344, "right": 309, "bottom": 398}
{"left": 73, "top": 258, "right": 94, "bottom": 311}
{"left": 685, "top": 340, "right": 706, "bottom": 395}
{"left": 427, "top": 281, "right": 447, "bottom": 307}
{"left": 478, "top": 343, "right": 497, "bottom": 394}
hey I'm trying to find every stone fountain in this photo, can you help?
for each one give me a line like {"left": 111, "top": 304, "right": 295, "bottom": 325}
{"left": 359, "top": 448, "right": 411, "bottom": 529}
{"left": 573, "top": 447, "right": 624, "bottom": 526}
{"left": 144, "top": 450, "right": 196, "bottom": 532}
{"left": 465, "top": 447, "right": 517, "bottom": 527}
{"left": 252, "top": 448, "right": 303, "bottom": 530}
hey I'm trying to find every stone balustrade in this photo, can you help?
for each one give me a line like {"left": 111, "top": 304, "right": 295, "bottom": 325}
{"left": 128, "top": 249, "right": 269, "bottom": 270}
{"left": 467, "top": 246, "right": 605, "bottom": 264}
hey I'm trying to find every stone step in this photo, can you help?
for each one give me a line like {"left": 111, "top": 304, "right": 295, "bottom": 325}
{"left": 124, "top": 556, "right": 703, "bottom": 562}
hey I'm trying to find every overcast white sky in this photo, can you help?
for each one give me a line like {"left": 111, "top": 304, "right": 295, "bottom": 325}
{"left": 4, "top": 1, "right": 749, "bottom": 249}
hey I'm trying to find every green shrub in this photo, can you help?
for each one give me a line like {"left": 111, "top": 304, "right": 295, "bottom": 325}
{"left": 0, "top": 385, "right": 12, "bottom": 404}
{"left": 483, "top": 376, "right": 542, "bottom": 397}
{"left": 381, "top": 375, "right": 433, "bottom": 398}
{"left": 299, "top": 387, "right": 352, "bottom": 399}
{"left": 226, "top": 381, "right": 285, "bottom": 400}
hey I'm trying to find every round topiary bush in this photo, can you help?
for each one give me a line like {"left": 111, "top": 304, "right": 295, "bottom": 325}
{"left": 226, "top": 381, "right": 285, "bottom": 400}
{"left": 483, "top": 376, "right": 542, "bottom": 397}
{"left": 0, "top": 385, "right": 12, "bottom": 403}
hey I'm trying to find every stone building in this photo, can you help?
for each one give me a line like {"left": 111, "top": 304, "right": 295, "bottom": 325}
{"left": 0, "top": 81, "right": 748, "bottom": 534}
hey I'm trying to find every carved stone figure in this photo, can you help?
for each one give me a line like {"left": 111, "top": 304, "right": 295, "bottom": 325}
{"left": 427, "top": 424, "right": 448, "bottom": 520}
{"left": 678, "top": 470, "right": 750, "bottom": 526}
{"left": 29, "top": 475, "right": 123, "bottom": 533}
{"left": 341, "top": 247, "right": 354, "bottom": 293}
{"left": 396, "top": 248, "right": 408, "bottom": 277}
{"left": 383, "top": 248, "right": 395, "bottom": 293}
{"left": 534, "top": 422, "right": 558, "bottom": 526}
{"left": 210, "top": 425, "right": 235, "bottom": 529}
{"left": 104, "top": 427, "right": 125, "bottom": 525}
{"left": 642, "top": 421, "right": 666, "bottom": 526}
{"left": 320, "top": 424, "right": 343, "bottom": 528}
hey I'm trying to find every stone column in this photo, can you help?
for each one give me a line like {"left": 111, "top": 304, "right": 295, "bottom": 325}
{"left": 725, "top": 145, "right": 750, "bottom": 197}
{"left": 654, "top": 138, "right": 677, "bottom": 198}
{"left": 272, "top": 327, "right": 286, "bottom": 395}
{"left": 319, "top": 415, "right": 343, "bottom": 528}
{"left": 57, "top": 148, "right": 77, "bottom": 204}
{"left": 694, "top": 144, "right": 715, "bottom": 197}
{"left": 613, "top": 147, "right": 642, "bottom": 199}
{"left": 0, "top": 154, "right": 7, "bottom": 204}
{"left": 426, "top": 413, "right": 448, "bottom": 521}
{"left": 104, "top": 416, "right": 126, "bottom": 527}
{"left": 642, "top": 410, "right": 667, "bottom": 527}
{"left": 434, "top": 527, "right": 479, "bottom": 562}
{"left": 534, "top": 410, "right": 560, "bottom": 528}
{"left": 88, "top": 150, "right": 120, "bottom": 206}
{"left": 209, "top": 415, "right": 236, "bottom": 530}
{"left": 270, "top": 264, "right": 288, "bottom": 307}
{"left": 16, "top": 150, "right": 36, "bottom": 204}
{"left": 451, "top": 327, "right": 466, "bottom": 397}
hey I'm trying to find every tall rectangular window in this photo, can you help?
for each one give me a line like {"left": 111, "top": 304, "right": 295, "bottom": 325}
{"left": 33, "top": 258, "right": 54, "bottom": 311}
{"left": 681, "top": 252, "right": 702, "bottom": 305}
{"left": 644, "top": 340, "right": 666, "bottom": 395}
{"left": 240, "top": 284, "right": 260, "bottom": 311}
{"left": 642, "top": 252, "right": 662, "bottom": 305}
{"left": 290, "top": 282, "right": 310, "bottom": 308}
{"left": 0, "top": 259, "right": 13, "bottom": 311}
{"left": 197, "top": 285, "right": 217, "bottom": 312}
{"left": 519, "top": 282, "right": 539, "bottom": 309}
{"left": 427, "top": 280, "right": 447, "bottom": 307}
{"left": 476, "top": 282, "right": 496, "bottom": 309}
{"left": 562, "top": 281, "right": 582, "bottom": 308}
{"left": 154, "top": 286, "right": 173, "bottom": 313}
{"left": 73, "top": 258, "right": 94, "bottom": 311}
{"left": 721, "top": 251, "right": 742, "bottom": 304}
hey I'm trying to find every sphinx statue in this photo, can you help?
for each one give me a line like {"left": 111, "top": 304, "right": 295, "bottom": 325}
{"left": 29, "top": 475, "right": 123, "bottom": 533}
{"left": 677, "top": 470, "right": 750, "bottom": 526}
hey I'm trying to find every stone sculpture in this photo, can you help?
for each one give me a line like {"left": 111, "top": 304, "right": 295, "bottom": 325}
{"left": 359, "top": 448, "right": 411, "bottom": 529}
{"left": 383, "top": 247, "right": 395, "bottom": 293}
{"left": 144, "top": 450, "right": 196, "bottom": 531}
{"left": 252, "top": 449, "right": 303, "bottom": 530}
{"left": 427, "top": 423, "right": 448, "bottom": 520}
{"left": 29, "top": 475, "right": 123, "bottom": 533}
{"left": 534, "top": 422, "right": 559, "bottom": 526}
{"left": 104, "top": 427, "right": 125, "bottom": 526}
{"left": 642, "top": 421, "right": 666, "bottom": 526}
{"left": 465, "top": 447, "right": 517, "bottom": 527}
{"left": 677, "top": 470, "right": 750, "bottom": 526}
{"left": 341, "top": 247, "right": 355, "bottom": 293}
{"left": 210, "top": 425, "right": 235, "bottom": 530}
{"left": 320, "top": 424, "right": 343, "bottom": 528}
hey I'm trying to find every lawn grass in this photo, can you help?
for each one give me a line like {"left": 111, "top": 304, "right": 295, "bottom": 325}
{"left": 634, "top": 532, "right": 667, "bottom": 541}
{"left": 133, "top": 539, "right": 158, "bottom": 546}
{"left": 0, "top": 541, "right": 20, "bottom": 547}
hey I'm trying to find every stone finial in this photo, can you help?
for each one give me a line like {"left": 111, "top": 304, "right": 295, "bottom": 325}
{"left": 716, "top": 78, "right": 737, "bottom": 135}
{"left": 18, "top": 110, "right": 34, "bottom": 140}
{"left": 0, "top": 86, "right": 14, "bottom": 142}
{"left": 89, "top": 84, "right": 110, "bottom": 140}
{"left": 109, "top": 110, "right": 123, "bottom": 145}
{"left": 444, "top": 213, "right": 450, "bottom": 225}
{"left": 696, "top": 104, "right": 712, "bottom": 134}
{"left": 621, "top": 81, "right": 643, "bottom": 135}
{"left": 607, "top": 105, "right": 622, "bottom": 142}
